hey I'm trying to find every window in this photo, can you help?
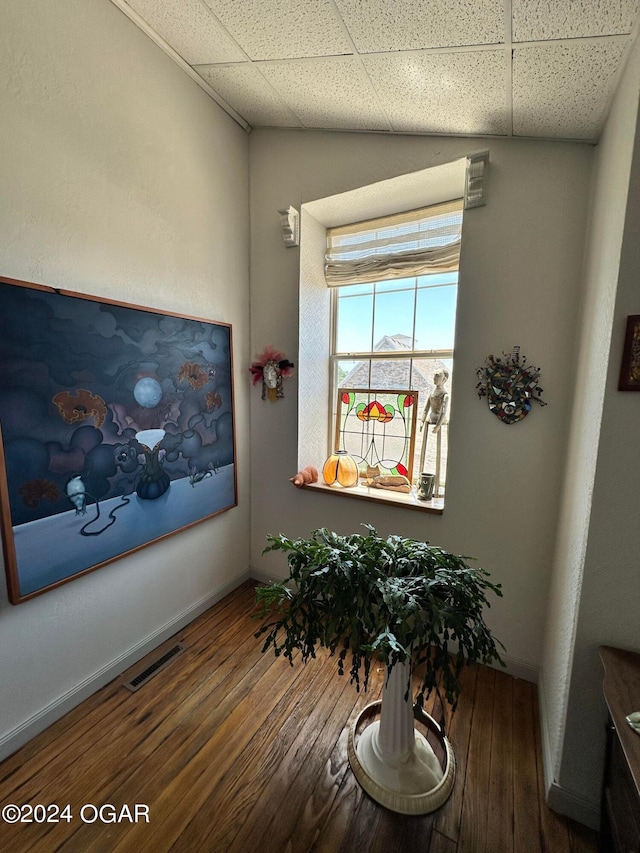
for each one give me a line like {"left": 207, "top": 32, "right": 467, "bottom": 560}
{"left": 297, "top": 161, "right": 467, "bottom": 510}
{"left": 330, "top": 273, "right": 457, "bottom": 492}
{"left": 326, "top": 200, "right": 462, "bottom": 499}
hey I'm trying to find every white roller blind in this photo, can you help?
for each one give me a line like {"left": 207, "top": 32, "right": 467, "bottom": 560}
{"left": 325, "top": 199, "right": 463, "bottom": 286}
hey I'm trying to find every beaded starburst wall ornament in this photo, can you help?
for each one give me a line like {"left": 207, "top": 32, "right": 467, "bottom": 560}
{"left": 476, "top": 346, "right": 547, "bottom": 424}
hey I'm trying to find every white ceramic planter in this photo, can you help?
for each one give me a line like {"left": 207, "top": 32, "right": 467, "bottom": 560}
{"left": 348, "top": 658, "right": 455, "bottom": 814}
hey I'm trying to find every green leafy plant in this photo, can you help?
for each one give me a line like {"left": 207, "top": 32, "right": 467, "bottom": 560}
{"left": 255, "top": 526, "right": 504, "bottom": 710}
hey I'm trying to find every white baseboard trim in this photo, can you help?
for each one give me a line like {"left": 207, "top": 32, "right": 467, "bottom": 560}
{"left": 537, "top": 674, "right": 600, "bottom": 831}
{"left": 249, "top": 567, "right": 287, "bottom": 585}
{"left": 0, "top": 571, "right": 252, "bottom": 762}
{"left": 546, "top": 780, "right": 599, "bottom": 831}
{"left": 537, "top": 673, "right": 557, "bottom": 796}
{"left": 497, "top": 654, "right": 539, "bottom": 684}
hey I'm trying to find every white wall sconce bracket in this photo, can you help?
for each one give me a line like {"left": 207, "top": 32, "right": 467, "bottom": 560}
{"left": 278, "top": 205, "right": 300, "bottom": 247}
{"left": 464, "top": 150, "right": 489, "bottom": 209}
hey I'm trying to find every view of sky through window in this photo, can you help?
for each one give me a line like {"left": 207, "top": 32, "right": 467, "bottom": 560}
{"left": 335, "top": 273, "right": 457, "bottom": 354}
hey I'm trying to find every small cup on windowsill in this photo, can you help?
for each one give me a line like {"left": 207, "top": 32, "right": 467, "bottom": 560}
{"left": 416, "top": 472, "right": 436, "bottom": 501}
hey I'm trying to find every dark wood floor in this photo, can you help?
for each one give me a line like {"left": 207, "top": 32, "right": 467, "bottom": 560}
{"left": 0, "top": 581, "right": 598, "bottom": 852}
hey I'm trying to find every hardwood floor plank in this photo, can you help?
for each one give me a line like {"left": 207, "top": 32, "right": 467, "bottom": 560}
{"left": 457, "top": 664, "right": 496, "bottom": 853}
{"left": 115, "top": 655, "right": 305, "bottom": 852}
{"left": 568, "top": 820, "right": 600, "bottom": 852}
{"left": 0, "top": 584, "right": 600, "bottom": 853}
{"left": 513, "top": 678, "right": 543, "bottom": 853}
{"left": 309, "top": 750, "right": 366, "bottom": 853}
{"left": 362, "top": 806, "right": 429, "bottom": 853}
{"left": 170, "top": 650, "right": 345, "bottom": 851}
{"left": 0, "top": 581, "right": 256, "bottom": 792}
{"left": 37, "top": 664, "right": 276, "bottom": 853}
{"left": 225, "top": 663, "right": 379, "bottom": 853}
{"left": 0, "top": 637, "right": 260, "bottom": 853}
{"left": 533, "top": 688, "right": 572, "bottom": 853}
{"left": 429, "top": 828, "right": 458, "bottom": 853}
{"left": 60, "top": 651, "right": 300, "bottom": 852}
{"left": 434, "top": 663, "right": 478, "bottom": 843}
{"left": 382, "top": 810, "right": 436, "bottom": 852}
{"left": 9, "top": 597, "right": 275, "bottom": 852}
{"left": 335, "top": 789, "right": 385, "bottom": 853}
{"left": 304, "top": 666, "right": 387, "bottom": 853}
{"left": 485, "top": 669, "right": 514, "bottom": 853}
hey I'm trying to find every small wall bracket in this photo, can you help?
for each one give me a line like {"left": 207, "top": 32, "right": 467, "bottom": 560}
{"left": 464, "top": 150, "right": 489, "bottom": 209}
{"left": 278, "top": 205, "right": 300, "bottom": 247}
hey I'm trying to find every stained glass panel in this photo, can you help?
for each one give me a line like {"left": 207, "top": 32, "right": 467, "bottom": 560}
{"left": 334, "top": 388, "right": 419, "bottom": 480}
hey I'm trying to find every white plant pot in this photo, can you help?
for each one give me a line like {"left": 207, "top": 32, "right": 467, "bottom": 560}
{"left": 348, "top": 658, "right": 455, "bottom": 815}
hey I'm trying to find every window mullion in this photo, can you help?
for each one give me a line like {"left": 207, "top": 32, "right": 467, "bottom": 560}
{"left": 328, "top": 290, "right": 340, "bottom": 454}
{"left": 333, "top": 349, "right": 454, "bottom": 360}
{"left": 369, "top": 283, "right": 377, "bottom": 386}
{"left": 329, "top": 287, "right": 339, "bottom": 356}
{"left": 410, "top": 278, "right": 418, "bottom": 387}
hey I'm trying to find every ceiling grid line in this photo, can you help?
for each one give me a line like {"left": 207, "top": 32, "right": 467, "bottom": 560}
{"left": 327, "top": 0, "right": 396, "bottom": 133}
{"left": 112, "top": 0, "right": 640, "bottom": 142}
{"left": 505, "top": 0, "right": 514, "bottom": 137}
{"left": 195, "top": 0, "right": 309, "bottom": 129}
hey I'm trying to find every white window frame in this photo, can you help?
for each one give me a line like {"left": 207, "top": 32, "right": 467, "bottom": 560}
{"left": 328, "top": 276, "right": 457, "bottom": 489}
{"left": 297, "top": 159, "right": 468, "bottom": 512}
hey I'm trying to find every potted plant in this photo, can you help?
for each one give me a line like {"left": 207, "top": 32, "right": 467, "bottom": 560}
{"left": 255, "top": 525, "right": 504, "bottom": 815}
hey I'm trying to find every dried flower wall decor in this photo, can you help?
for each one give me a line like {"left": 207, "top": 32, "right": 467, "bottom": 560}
{"left": 618, "top": 315, "right": 640, "bottom": 391}
{"left": 249, "top": 346, "right": 294, "bottom": 401}
{"left": 476, "top": 346, "right": 547, "bottom": 424}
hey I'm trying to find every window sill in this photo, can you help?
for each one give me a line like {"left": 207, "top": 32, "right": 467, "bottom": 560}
{"left": 301, "top": 481, "right": 444, "bottom": 514}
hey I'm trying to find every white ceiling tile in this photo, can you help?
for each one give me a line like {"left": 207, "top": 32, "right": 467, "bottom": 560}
{"left": 123, "top": 0, "right": 246, "bottom": 64}
{"left": 334, "top": 0, "right": 504, "bottom": 52}
{"left": 118, "top": 0, "right": 640, "bottom": 141}
{"left": 363, "top": 51, "right": 508, "bottom": 135}
{"left": 512, "top": 42, "right": 627, "bottom": 139}
{"left": 260, "top": 57, "right": 391, "bottom": 130}
{"left": 512, "top": 0, "right": 640, "bottom": 42}
{"left": 202, "top": 0, "right": 353, "bottom": 60}
{"left": 194, "top": 64, "right": 302, "bottom": 127}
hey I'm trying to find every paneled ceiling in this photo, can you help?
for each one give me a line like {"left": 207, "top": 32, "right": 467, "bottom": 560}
{"left": 113, "top": 0, "right": 640, "bottom": 142}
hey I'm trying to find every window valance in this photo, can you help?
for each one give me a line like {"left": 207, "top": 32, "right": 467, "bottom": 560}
{"left": 325, "top": 199, "right": 463, "bottom": 286}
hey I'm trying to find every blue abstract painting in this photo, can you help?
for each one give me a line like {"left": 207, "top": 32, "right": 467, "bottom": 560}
{"left": 0, "top": 277, "right": 237, "bottom": 603}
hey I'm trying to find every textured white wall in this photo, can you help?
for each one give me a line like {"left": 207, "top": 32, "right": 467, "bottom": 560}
{"left": 249, "top": 129, "right": 592, "bottom": 677}
{"left": 540, "top": 35, "right": 640, "bottom": 824}
{"left": 0, "top": 0, "right": 250, "bottom": 755}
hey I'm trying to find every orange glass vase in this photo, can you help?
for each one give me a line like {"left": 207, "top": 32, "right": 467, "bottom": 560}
{"left": 322, "top": 450, "right": 358, "bottom": 487}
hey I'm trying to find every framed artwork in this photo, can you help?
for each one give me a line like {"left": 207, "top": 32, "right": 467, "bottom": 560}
{"left": 0, "top": 277, "right": 237, "bottom": 604}
{"left": 334, "top": 389, "right": 419, "bottom": 479}
{"left": 618, "top": 315, "right": 640, "bottom": 391}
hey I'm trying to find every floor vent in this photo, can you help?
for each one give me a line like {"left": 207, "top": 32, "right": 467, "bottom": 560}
{"left": 123, "top": 643, "right": 185, "bottom": 692}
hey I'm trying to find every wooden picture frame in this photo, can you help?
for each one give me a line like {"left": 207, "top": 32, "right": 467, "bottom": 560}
{"left": 618, "top": 315, "right": 640, "bottom": 391}
{"left": 0, "top": 276, "right": 237, "bottom": 604}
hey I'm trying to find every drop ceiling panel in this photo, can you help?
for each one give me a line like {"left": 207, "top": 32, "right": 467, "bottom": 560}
{"left": 512, "top": 0, "right": 640, "bottom": 42}
{"left": 260, "top": 57, "right": 390, "bottom": 130}
{"left": 123, "top": 0, "right": 246, "bottom": 64}
{"left": 364, "top": 51, "right": 508, "bottom": 135}
{"left": 195, "top": 64, "right": 302, "bottom": 127}
{"left": 512, "top": 41, "right": 628, "bottom": 139}
{"left": 335, "top": 0, "right": 504, "bottom": 52}
{"left": 111, "top": 0, "right": 640, "bottom": 141}
{"left": 202, "top": 0, "right": 354, "bottom": 60}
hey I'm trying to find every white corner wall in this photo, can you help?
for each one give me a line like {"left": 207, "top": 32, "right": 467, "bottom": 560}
{"left": 0, "top": 0, "right": 250, "bottom": 758}
{"left": 540, "top": 35, "right": 640, "bottom": 828}
{"left": 249, "top": 129, "right": 592, "bottom": 681}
